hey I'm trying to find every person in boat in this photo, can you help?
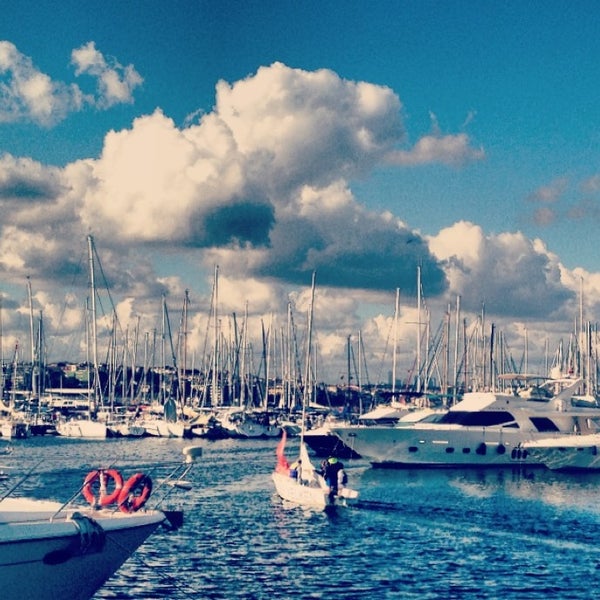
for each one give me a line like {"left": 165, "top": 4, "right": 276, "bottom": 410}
{"left": 322, "top": 456, "right": 347, "bottom": 501}
{"left": 289, "top": 459, "right": 301, "bottom": 480}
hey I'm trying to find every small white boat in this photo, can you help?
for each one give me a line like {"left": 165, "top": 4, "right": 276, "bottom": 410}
{"left": 219, "top": 408, "right": 281, "bottom": 439}
{"left": 107, "top": 419, "right": 146, "bottom": 438}
{"left": 141, "top": 398, "right": 188, "bottom": 438}
{"left": 271, "top": 430, "right": 358, "bottom": 510}
{"left": 142, "top": 416, "right": 187, "bottom": 438}
{"left": 272, "top": 273, "right": 358, "bottom": 510}
{"left": 0, "top": 445, "right": 203, "bottom": 600}
{"left": 0, "top": 418, "right": 30, "bottom": 439}
{"left": 56, "top": 418, "right": 108, "bottom": 439}
{"left": 1, "top": 475, "right": 162, "bottom": 600}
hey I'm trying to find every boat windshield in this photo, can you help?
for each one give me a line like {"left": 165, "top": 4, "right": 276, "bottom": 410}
{"left": 438, "top": 411, "right": 517, "bottom": 427}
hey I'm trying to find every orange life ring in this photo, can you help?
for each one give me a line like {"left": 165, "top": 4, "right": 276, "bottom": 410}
{"left": 117, "top": 472, "right": 153, "bottom": 513}
{"left": 82, "top": 469, "right": 124, "bottom": 507}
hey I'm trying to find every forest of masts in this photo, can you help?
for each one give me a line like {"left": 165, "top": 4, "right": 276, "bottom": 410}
{"left": 1, "top": 244, "right": 598, "bottom": 416}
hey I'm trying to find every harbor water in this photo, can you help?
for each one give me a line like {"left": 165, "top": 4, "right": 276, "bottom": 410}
{"left": 3, "top": 435, "right": 600, "bottom": 599}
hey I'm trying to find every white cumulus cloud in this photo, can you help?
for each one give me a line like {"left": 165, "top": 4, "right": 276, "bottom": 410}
{"left": 0, "top": 40, "right": 142, "bottom": 126}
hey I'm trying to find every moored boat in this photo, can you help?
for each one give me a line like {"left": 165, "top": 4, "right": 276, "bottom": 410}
{"left": 0, "top": 445, "right": 202, "bottom": 600}
{"left": 303, "top": 422, "right": 361, "bottom": 459}
{"left": 0, "top": 497, "right": 165, "bottom": 600}
{"left": 55, "top": 418, "right": 107, "bottom": 439}
{"left": 331, "top": 378, "right": 600, "bottom": 468}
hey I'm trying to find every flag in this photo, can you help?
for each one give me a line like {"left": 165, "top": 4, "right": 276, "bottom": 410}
{"left": 275, "top": 429, "right": 290, "bottom": 474}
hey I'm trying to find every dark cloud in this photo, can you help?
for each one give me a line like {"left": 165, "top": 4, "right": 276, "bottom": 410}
{"left": 0, "top": 154, "right": 64, "bottom": 203}
{"left": 193, "top": 200, "right": 275, "bottom": 248}
{"left": 251, "top": 208, "right": 447, "bottom": 295}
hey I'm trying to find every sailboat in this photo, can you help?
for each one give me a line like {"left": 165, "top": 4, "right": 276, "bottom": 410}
{"left": 56, "top": 236, "right": 107, "bottom": 439}
{"left": 271, "top": 273, "right": 358, "bottom": 510}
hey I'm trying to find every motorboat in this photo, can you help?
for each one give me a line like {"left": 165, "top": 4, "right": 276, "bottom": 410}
{"left": 302, "top": 404, "right": 423, "bottom": 459}
{"left": 302, "top": 423, "right": 360, "bottom": 459}
{"left": 0, "top": 445, "right": 202, "bottom": 600}
{"left": 272, "top": 430, "right": 358, "bottom": 510}
{"left": 1, "top": 497, "right": 165, "bottom": 600}
{"left": 331, "top": 378, "right": 600, "bottom": 467}
{"left": 521, "top": 432, "right": 600, "bottom": 470}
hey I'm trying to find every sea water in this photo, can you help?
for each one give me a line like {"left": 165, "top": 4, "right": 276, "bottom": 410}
{"left": 3, "top": 436, "right": 600, "bottom": 599}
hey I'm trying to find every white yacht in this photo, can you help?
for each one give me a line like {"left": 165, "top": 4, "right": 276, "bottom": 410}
{"left": 1, "top": 497, "right": 165, "bottom": 600}
{"left": 331, "top": 379, "right": 600, "bottom": 467}
{"left": 0, "top": 445, "right": 202, "bottom": 600}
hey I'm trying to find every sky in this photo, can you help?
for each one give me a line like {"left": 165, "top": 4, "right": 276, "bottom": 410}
{"left": 1, "top": 1, "right": 600, "bottom": 387}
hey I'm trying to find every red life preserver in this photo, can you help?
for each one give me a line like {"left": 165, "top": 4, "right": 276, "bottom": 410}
{"left": 82, "top": 469, "right": 124, "bottom": 506}
{"left": 117, "top": 473, "right": 153, "bottom": 513}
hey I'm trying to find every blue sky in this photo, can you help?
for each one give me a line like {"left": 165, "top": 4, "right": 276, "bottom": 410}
{"left": 1, "top": 1, "right": 599, "bottom": 383}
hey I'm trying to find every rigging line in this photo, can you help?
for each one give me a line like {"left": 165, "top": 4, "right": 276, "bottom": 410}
{"left": 0, "top": 459, "right": 44, "bottom": 503}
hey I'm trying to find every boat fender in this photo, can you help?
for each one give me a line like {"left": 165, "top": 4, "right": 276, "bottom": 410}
{"left": 118, "top": 472, "right": 153, "bottom": 513}
{"left": 43, "top": 513, "right": 106, "bottom": 565}
{"left": 476, "top": 443, "right": 487, "bottom": 456}
{"left": 82, "top": 469, "right": 124, "bottom": 507}
{"left": 496, "top": 444, "right": 506, "bottom": 455}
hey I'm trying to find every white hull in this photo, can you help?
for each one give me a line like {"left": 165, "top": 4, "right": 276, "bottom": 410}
{"left": 142, "top": 418, "right": 186, "bottom": 438}
{"left": 108, "top": 421, "right": 146, "bottom": 437}
{"left": 332, "top": 389, "right": 600, "bottom": 467}
{"left": 272, "top": 437, "right": 358, "bottom": 510}
{"left": 273, "top": 471, "right": 331, "bottom": 509}
{"left": 0, "top": 421, "right": 30, "bottom": 439}
{"left": 0, "top": 498, "right": 164, "bottom": 600}
{"left": 56, "top": 419, "right": 107, "bottom": 439}
{"left": 272, "top": 471, "right": 358, "bottom": 510}
{"left": 523, "top": 433, "right": 600, "bottom": 470}
{"left": 235, "top": 421, "right": 281, "bottom": 438}
{"left": 219, "top": 409, "right": 280, "bottom": 439}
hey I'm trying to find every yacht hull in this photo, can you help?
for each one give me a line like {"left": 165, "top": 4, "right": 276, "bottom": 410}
{"left": 0, "top": 499, "right": 165, "bottom": 600}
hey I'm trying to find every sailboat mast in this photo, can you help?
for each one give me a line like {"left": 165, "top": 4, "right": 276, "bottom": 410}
{"left": 211, "top": 266, "right": 219, "bottom": 407}
{"left": 358, "top": 329, "right": 363, "bottom": 414}
{"left": 0, "top": 297, "right": 3, "bottom": 403}
{"left": 161, "top": 295, "right": 167, "bottom": 404}
{"left": 27, "top": 277, "right": 36, "bottom": 400}
{"left": 392, "top": 288, "right": 399, "bottom": 398}
{"left": 300, "top": 272, "right": 316, "bottom": 447}
{"left": 240, "top": 301, "right": 248, "bottom": 408}
{"left": 180, "top": 289, "right": 189, "bottom": 406}
{"left": 36, "top": 310, "right": 43, "bottom": 416}
{"left": 87, "top": 235, "right": 100, "bottom": 413}
{"left": 452, "top": 295, "right": 460, "bottom": 405}
{"left": 416, "top": 266, "right": 422, "bottom": 394}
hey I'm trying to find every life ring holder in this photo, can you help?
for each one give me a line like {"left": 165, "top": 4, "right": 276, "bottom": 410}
{"left": 118, "top": 473, "right": 153, "bottom": 513}
{"left": 82, "top": 469, "right": 124, "bottom": 507}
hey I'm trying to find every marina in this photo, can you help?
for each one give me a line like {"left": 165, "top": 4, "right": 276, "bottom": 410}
{"left": 2, "top": 435, "right": 600, "bottom": 598}
{"left": 2, "top": 5, "right": 600, "bottom": 598}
